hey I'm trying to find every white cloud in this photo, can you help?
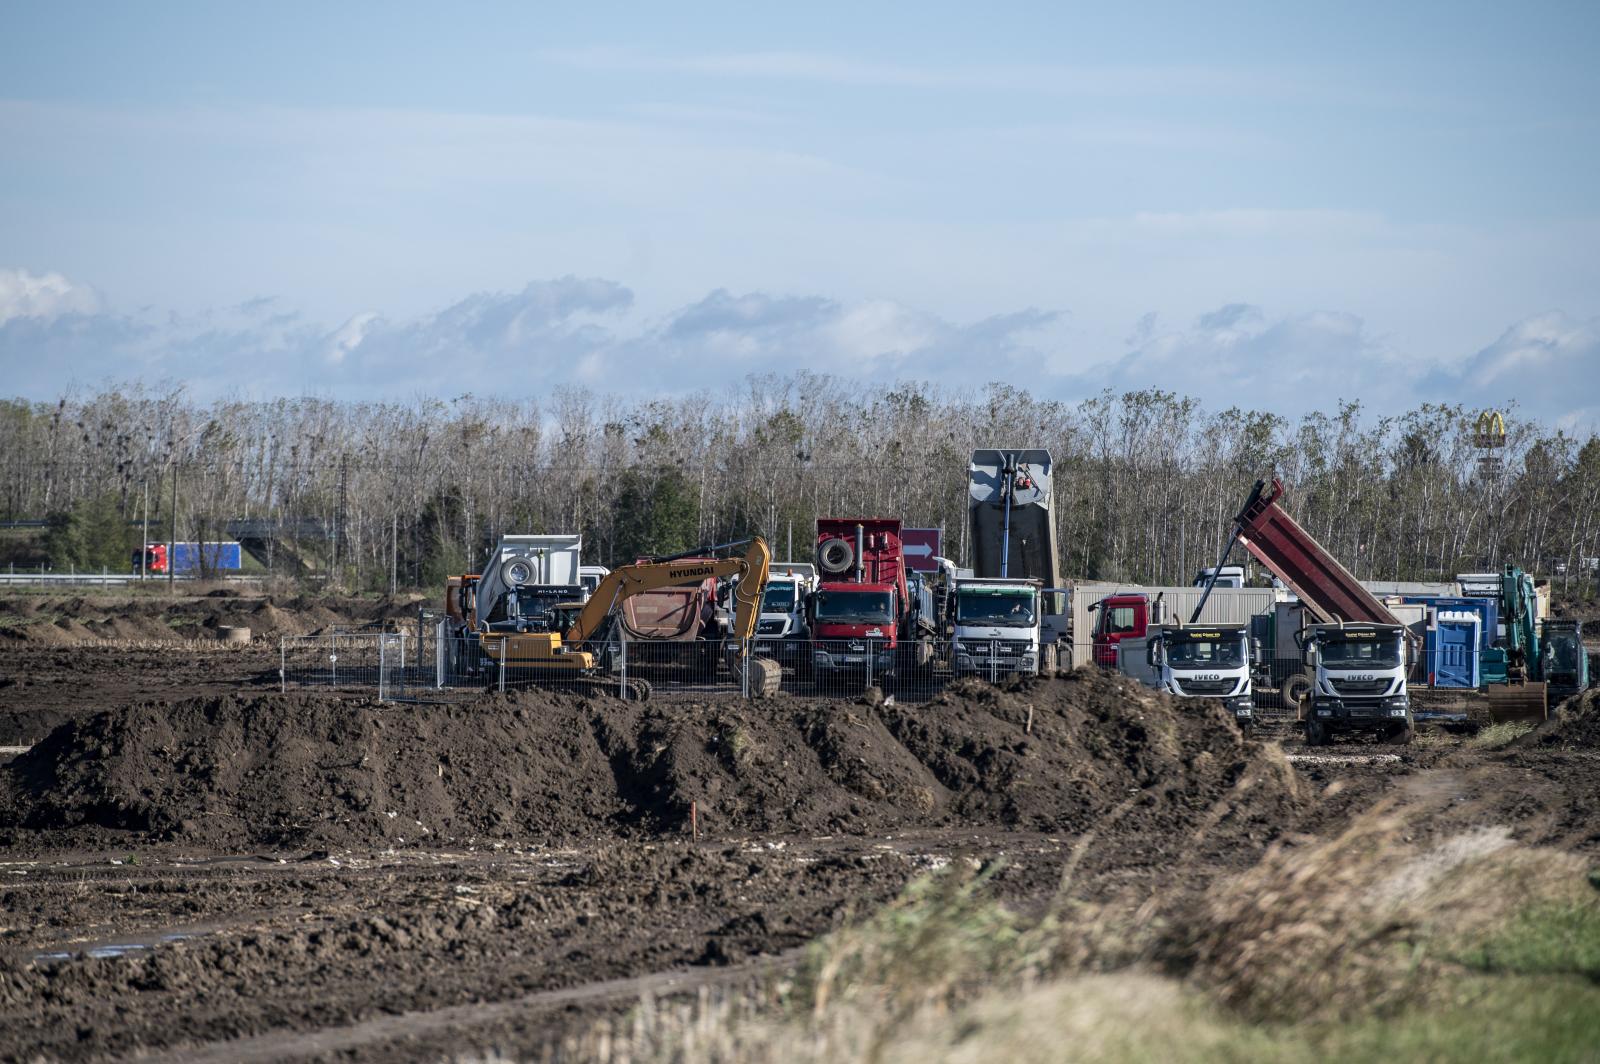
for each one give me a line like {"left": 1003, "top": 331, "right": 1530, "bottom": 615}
{"left": 0, "top": 268, "right": 101, "bottom": 324}
{"left": 1, "top": 274, "right": 1596, "bottom": 430}
{"left": 1071, "top": 303, "right": 1412, "bottom": 412}
{"left": 1424, "top": 311, "right": 1600, "bottom": 428}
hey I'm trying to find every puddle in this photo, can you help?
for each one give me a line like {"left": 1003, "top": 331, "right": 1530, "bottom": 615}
{"left": 34, "top": 931, "right": 201, "bottom": 964}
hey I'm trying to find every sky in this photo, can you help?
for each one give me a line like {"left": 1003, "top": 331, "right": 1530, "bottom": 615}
{"left": 2, "top": 1, "right": 1598, "bottom": 425}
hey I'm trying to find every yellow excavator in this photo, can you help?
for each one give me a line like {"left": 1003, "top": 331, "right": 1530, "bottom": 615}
{"left": 478, "top": 536, "right": 783, "bottom": 700}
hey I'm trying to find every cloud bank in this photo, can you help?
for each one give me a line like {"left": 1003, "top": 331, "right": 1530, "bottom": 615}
{"left": 1, "top": 267, "right": 1594, "bottom": 428}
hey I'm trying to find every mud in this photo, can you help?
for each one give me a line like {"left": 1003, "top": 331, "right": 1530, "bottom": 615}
{"left": 0, "top": 670, "right": 1301, "bottom": 853}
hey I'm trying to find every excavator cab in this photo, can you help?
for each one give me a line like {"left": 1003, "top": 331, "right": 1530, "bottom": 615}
{"left": 1541, "top": 619, "right": 1588, "bottom": 705}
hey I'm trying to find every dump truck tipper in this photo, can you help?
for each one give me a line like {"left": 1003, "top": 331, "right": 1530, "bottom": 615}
{"left": 962, "top": 449, "right": 1066, "bottom": 672}
{"left": 1230, "top": 479, "right": 1418, "bottom": 741}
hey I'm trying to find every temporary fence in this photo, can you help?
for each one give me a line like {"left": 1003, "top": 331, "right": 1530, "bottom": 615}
{"left": 277, "top": 626, "right": 1302, "bottom": 725}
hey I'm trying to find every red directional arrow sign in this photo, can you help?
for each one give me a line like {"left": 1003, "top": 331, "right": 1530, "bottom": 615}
{"left": 901, "top": 528, "right": 942, "bottom": 573}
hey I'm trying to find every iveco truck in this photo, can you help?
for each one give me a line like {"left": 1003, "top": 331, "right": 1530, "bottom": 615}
{"left": 1296, "top": 622, "right": 1413, "bottom": 745}
{"left": 1117, "top": 623, "right": 1255, "bottom": 729}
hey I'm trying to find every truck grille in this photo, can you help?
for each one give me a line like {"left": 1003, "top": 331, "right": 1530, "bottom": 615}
{"left": 1177, "top": 678, "right": 1235, "bottom": 696}
{"left": 756, "top": 620, "right": 786, "bottom": 635}
{"left": 1330, "top": 678, "right": 1390, "bottom": 696}
{"left": 961, "top": 640, "right": 1032, "bottom": 656}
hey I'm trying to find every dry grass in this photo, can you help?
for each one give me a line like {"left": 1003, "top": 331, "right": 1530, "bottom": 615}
{"left": 1467, "top": 721, "right": 1535, "bottom": 749}
{"left": 513, "top": 801, "right": 1600, "bottom": 1063}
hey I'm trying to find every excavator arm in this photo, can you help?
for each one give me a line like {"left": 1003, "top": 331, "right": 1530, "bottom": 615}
{"left": 565, "top": 537, "right": 771, "bottom": 644}
{"left": 562, "top": 536, "right": 781, "bottom": 696}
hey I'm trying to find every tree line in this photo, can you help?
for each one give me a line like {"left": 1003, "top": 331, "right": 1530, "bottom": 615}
{"left": 2, "top": 377, "right": 1596, "bottom": 598}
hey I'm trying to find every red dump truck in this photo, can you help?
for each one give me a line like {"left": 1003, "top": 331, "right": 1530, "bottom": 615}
{"left": 806, "top": 518, "right": 932, "bottom": 681}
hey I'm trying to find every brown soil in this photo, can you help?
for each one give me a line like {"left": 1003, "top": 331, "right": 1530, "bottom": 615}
{"left": 0, "top": 670, "right": 1300, "bottom": 853}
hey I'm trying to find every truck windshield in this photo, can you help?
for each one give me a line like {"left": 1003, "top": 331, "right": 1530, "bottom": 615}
{"left": 956, "top": 590, "right": 1035, "bottom": 627}
{"left": 1320, "top": 636, "right": 1401, "bottom": 670}
{"left": 1167, "top": 637, "right": 1244, "bottom": 667}
{"left": 814, "top": 589, "right": 893, "bottom": 624}
{"left": 761, "top": 584, "right": 796, "bottom": 613}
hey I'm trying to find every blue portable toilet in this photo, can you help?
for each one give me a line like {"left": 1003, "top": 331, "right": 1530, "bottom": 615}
{"left": 1432, "top": 610, "right": 1481, "bottom": 688}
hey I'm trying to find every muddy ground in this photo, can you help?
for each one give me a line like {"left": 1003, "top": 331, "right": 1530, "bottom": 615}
{"left": 0, "top": 596, "right": 1596, "bottom": 1062}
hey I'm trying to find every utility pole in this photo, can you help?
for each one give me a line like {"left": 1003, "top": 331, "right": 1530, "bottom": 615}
{"left": 333, "top": 453, "right": 349, "bottom": 589}
{"left": 390, "top": 509, "right": 398, "bottom": 596}
{"left": 167, "top": 462, "right": 177, "bottom": 593}
{"left": 140, "top": 478, "right": 150, "bottom": 582}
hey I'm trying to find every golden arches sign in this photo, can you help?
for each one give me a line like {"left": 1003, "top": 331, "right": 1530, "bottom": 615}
{"left": 1474, "top": 410, "right": 1506, "bottom": 448}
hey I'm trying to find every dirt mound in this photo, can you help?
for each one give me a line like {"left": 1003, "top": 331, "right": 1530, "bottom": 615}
{"left": 0, "top": 671, "right": 1302, "bottom": 851}
{"left": 1514, "top": 688, "right": 1600, "bottom": 748}
{"left": 0, "top": 592, "right": 428, "bottom": 645}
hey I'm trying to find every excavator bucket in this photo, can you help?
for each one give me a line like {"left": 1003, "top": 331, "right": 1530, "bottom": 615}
{"left": 736, "top": 654, "right": 783, "bottom": 698}
{"left": 1486, "top": 681, "right": 1548, "bottom": 724}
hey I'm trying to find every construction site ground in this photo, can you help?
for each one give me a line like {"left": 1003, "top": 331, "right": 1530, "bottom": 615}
{"left": 1, "top": 592, "right": 1597, "bottom": 1061}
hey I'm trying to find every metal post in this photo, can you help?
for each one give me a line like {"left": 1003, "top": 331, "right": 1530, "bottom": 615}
{"left": 379, "top": 636, "right": 387, "bottom": 703}
{"left": 140, "top": 478, "right": 149, "bottom": 582}
{"left": 620, "top": 638, "right": 628, "bottom": 700}
{"left": 989, "top": 639, "right": 998, "bottom": 685}
{"left": 498, "top": 649, "right": 506, "bottom": 693}
{"left": 865, "top": 639, "right": 873, "bottom": 691}
{"left": 280, "top": 639, "right": 286, "bottom": 693}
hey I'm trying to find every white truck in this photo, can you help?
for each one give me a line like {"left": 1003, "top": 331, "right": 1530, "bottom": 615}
{"left": 477, "top": 534, "right": 586, "bottom": 634}
{"left": 1117, "top": 622, "right": 1256, "bottom": 730}
{"left": 751, "top": 563, "right": 818, "bottom": 662}
{"left": 1296, "top": 621, "right": 1413, "bottom": 745}
{"left": 951, "top": 577, "right": 1057, "bottom": 678}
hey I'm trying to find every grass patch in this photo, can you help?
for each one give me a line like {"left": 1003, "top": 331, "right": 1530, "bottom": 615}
{"left": 1456, "top": 901, "right": 1600, "bottom": 978}
{"left": 1468, "top": 721, "right": 1534, "bottom": 749}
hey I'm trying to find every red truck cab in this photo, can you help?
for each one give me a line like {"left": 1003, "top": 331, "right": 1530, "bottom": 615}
{"left": 1091, "top": 593, "right": 1150, "bottom": 668}
{"left": 808, "top": 518, "right": 911, "bottom": 675}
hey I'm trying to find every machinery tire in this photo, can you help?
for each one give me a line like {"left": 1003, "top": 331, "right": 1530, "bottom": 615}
{"left": 500, "top": 556, "right": 535, "bottom": 588}
{"left": 623, "top": 678, "right": 653, "bottom": 702}
{"left": 1280, "top": 674, "right": 1312, "bottom": 709}
{"left": 818, "top": 538, "right": 855, "bottom": 575}
{"left": 1386, "top": 724, "right": 1414, "bottom": 745}
{"left": 1304, "top": 717, "right": 1330, "bottom": 747}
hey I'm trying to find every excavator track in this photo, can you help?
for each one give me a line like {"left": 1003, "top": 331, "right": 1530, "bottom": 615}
{"left": 499, "top": 671, "right": 653, "bottom": 702}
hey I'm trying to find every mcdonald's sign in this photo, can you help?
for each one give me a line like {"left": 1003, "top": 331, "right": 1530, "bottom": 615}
{"left": 1474, "top": 410, "right": 1506, "bottom": 449}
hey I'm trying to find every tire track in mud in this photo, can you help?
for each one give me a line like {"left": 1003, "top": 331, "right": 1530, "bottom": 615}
{"left": 150, "top": 949, "right": 805, "bottom": 1064}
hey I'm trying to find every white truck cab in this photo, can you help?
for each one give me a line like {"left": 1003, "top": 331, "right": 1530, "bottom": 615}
{"left": 951, "top": 577, "right": 1044, "bottom": 678}
{"left": 1118, "top": 623, "right": 1255, "bottom": 727}
{"left": 1295, "top": 622, "right": 1412, "bottom": 745}
{"left": 751, "top": 563, "right": 817, "bottom": 660}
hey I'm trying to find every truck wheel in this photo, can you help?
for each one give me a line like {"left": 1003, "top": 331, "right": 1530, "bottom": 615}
{"left": 1386, "top": 724, "right": 1414, "bottom": 745}
{"left": 1304, "top": 717, "right": 1330, "bottom": 746}
{"left": 1280, "top": 674, "right": 1311, "bottom": 709}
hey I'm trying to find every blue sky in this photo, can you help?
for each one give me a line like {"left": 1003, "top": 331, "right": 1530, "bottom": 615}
{"left": 3, "top": 1, "right": 1598, "bottom": 424}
